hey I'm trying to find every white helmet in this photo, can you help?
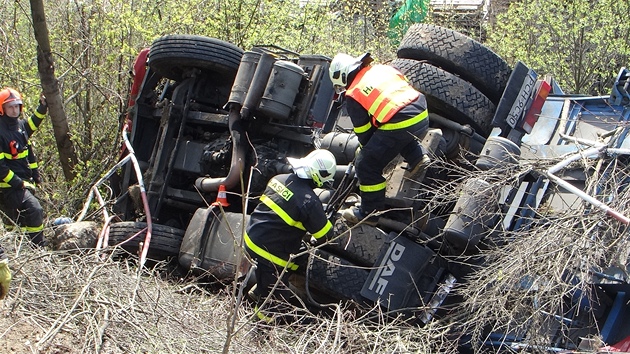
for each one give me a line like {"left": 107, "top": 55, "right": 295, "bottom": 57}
{"left": 287, "top": 149, "right": 337, "bottom": 187}
{"left": 329, "top": 54, "right": 361, "bottom": 94}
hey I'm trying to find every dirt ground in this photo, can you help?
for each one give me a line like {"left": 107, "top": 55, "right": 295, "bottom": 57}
{"left": 0, "top": 228, "right": 444, "bottom": 354}
{"left": 0, "top": 309, "right": 44, "bottom": 353}
{"left": 0, "top": 304, "right": 79, "bottom": 353}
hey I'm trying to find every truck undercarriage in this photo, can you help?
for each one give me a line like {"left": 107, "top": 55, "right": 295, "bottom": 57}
{"left": 75, "top": 24, "right": 630, "bottom": 352}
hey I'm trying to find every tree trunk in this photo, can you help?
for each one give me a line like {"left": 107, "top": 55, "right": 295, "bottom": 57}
{"left": 29, "top": 0, "right": 78, "bottom": 181}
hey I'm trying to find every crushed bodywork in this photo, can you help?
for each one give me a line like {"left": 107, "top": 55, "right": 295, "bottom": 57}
{"left": 76, "top": 25, "right": 630, "bottom": 352}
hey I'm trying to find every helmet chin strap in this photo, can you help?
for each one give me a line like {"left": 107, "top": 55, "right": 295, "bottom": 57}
{"left": 333, "top": 85, "right": 346, "bottom": 95}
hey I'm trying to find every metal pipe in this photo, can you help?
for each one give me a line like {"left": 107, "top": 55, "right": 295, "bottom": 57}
{"left": 546, "top": 145, "right": 630, "bottom": 225}
{"left": 76, "top": 153, "right": 131, "bottom": 222}
{"left": 195, "top": 106, "right": 248, "bottom": 192}
{"left": 194, "top": 54, "right": 276, "bottom": 192}
{"left": 558, "top": 132, "right": 605, "bottom": 147}
{"left": 429, "top": 113, "right": 486, "bottom": 144}
{"left": 546, "top": 146, "right": 604, "bottom": 174}
{"left": 240, "top": 52, "right": 275, "bottom": 120}
{"left": 122, "top": 123, "right": 154, "bottom": 267}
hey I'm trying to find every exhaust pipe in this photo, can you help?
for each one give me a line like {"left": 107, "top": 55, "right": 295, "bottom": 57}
{"left": 194, "top": 52, "right": 276, "bottom": 192}
{"left": 195, "top": 106, "right": 248, "bottom": 192}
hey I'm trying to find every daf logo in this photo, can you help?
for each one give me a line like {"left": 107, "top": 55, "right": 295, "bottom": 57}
{"left": 368, "top": 242, "right": 406, "bottom": 295}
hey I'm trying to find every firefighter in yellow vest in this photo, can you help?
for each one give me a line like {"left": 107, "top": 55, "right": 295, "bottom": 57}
{"left": 0, "top": 88, "right": 47, "bottom": 246}
{"left": 329, "top": 53, "right": 430, "bottom": 225}
{"left": 245, "top": 149, "right": 336, "bottom": 323}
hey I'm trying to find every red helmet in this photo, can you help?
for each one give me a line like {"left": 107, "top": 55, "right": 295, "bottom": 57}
{"left": 0, "top": 88, "right": 23, "bottom": 115}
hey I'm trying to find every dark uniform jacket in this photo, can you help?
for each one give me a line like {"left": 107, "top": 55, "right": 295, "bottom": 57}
{"left": 0, "top": 108, "right": 45, "bottom": 189}
{"left": 245, "top": 173, "right": 333, "bottom": 270}
{"left": 344, "top": 64, "right": 430, "bottom": 214}
{"left": 345, "top": 64, "right": 428, "bottom": 147}
{"left": 347, "top": 95, "right": 428, "bottom": 146}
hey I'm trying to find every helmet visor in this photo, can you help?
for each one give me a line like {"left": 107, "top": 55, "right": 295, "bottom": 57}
{"left": 4, "top": 99, "right": 22, "bottom": 107}
{"left": 287, "top": 157, "right": 311, "bottom": 179}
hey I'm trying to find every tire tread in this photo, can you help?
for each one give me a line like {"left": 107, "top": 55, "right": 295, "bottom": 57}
{"left": 397, "top": 24, "right": 511, "bottom": 104}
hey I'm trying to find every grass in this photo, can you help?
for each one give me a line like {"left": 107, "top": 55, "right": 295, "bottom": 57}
{"left": 1, "top": 151, "right": 629, "bottom": 353}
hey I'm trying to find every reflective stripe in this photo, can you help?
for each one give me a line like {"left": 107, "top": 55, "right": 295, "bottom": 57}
{"left": 311, "top": 220, "right": 332, "bottom": 239}
{"left": 34, "top": 111, "right": 46, "bottom": 119}
{"left": 0, "top": 154, "right": 3, "bottom": 160}
{"left": 0, "top": 183, "right": 11, "bottom": 188}
{"left": 260, "top": 194, "right": 306, "bottom": 231}
{"left": 359, "top": 181, "right": 387, "bottom": 193}
{"left": 368, "top": 82, "right": 419, "bottom": 123}
{"left": 244, "top": 232, "right": 299, "bottom": 271}
{"left": 260, "top": 193, "right": 330, "bottom": 238}
{"left": 347, "top": 65, "right": 420, "bottom": 124}
{"left": 354, "top": 121, "right": 372, "bottom": 134}
{"left": 365, "top": 76, "right": 402, "bottom": 115}
{"left": 254, "top": 305, "right": 274, "bottom": 323}
{"left": 379, "top": 110, "right": 428, "bottom": 131}
{"left": 29, "top": 162, "right": 38, "bottom": 169}
{"left": 2, "top": 170, "right": 15, "bottom": 183}
{"left": 268, "top": 178, "right": 293, "bottom": 201}
{"left": 28, "top": 118, "right": 37, "bottom": 131}
{"left": 3, "top": 150, "right": 28, "bottom": 159}
{"left": 25, "top": 224, "right": 44, "bottom": 232}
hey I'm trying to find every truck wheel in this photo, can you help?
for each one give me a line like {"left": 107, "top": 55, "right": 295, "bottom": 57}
{"left": 108, "top": 222, "right": 185, "bottom": 261}
{"left": 325, "top": 220, "right": 387, "bottom": 267}
{"left": 397, "top": 24, "right": 511, "bottom": 104}
{"left": 390, "top": 59, "right": 496, "bottom": 136}
{"left": 307, "top": 249, "right": 370, "bottom": 305}
{"left": 149, "top": 34, "right": 243, "bottom": 82}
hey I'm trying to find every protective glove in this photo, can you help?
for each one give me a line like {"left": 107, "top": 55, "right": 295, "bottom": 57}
{"left": 0, "top": 259, "right": 12, "bottom": 300}
{"left": 36, "top": 93, "right": 48, "bottom": 115}
{"left": 32, "top": 170, "right": 42, "bottom": 185}
{"left": 354, "top": 145, "right": 362, "bottom": 160}
{"left": 309, "top": 235, "right": 328, "bottom": 247}
{"left": 23, "top": 180, "right": 37, "bottom": 194}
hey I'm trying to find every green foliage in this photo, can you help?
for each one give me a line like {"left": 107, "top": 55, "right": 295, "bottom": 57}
{"left": 0, "top": 0, "right": 400, "bottom": 218}
{"left": 389, "top": 0, "right": 429, "bottom": 46}
{"left": 487, "top": 0, "right": 630, "bottom": 94}
{"left": 16, "top": 0, "right": 629, "bottom": 220}
{"left": 422, "top": 1, "right": 489, "bottom": 41}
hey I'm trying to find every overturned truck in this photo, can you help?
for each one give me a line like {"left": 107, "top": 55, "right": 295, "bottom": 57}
{"left": 97, "top": 24, "right": 630, "bottom": 351}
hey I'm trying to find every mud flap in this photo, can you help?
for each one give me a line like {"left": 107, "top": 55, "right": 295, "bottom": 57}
{"left": 178, "top": 206, "right": 250, "bottom": 280}
{"left": 360, "top": 232, "right": 446, "bottom": 312}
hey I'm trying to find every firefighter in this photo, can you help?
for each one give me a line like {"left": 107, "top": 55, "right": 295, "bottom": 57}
{"left": 245, "top": 149, "right": 336, "bottom": 323}
{"left": 0, "top": 244, "right": 11, "bottom": 300}
{"left": 0, "top": 88, "right": 47, "bottom": 246}
{"left": 329, "top": 53, "right": 430, "bottom": 225}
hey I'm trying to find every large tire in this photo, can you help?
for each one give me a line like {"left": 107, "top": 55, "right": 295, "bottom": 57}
{"left": 108, "top": 222, "right": 185, "bottom": 261}
{"left": 390, "top": 58, "right": 496, "bottom": 136}
{"left": 148, "top": 35, "right": 243, "bottom": 82}
{"left": 307, "top": 249, "right": 369, "bottom": 305}
{"left": 325, "top": 219, "right": 388, "bottom": 267}
{"left": 397, "top": 24, "right": 511, "bottom": 104}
